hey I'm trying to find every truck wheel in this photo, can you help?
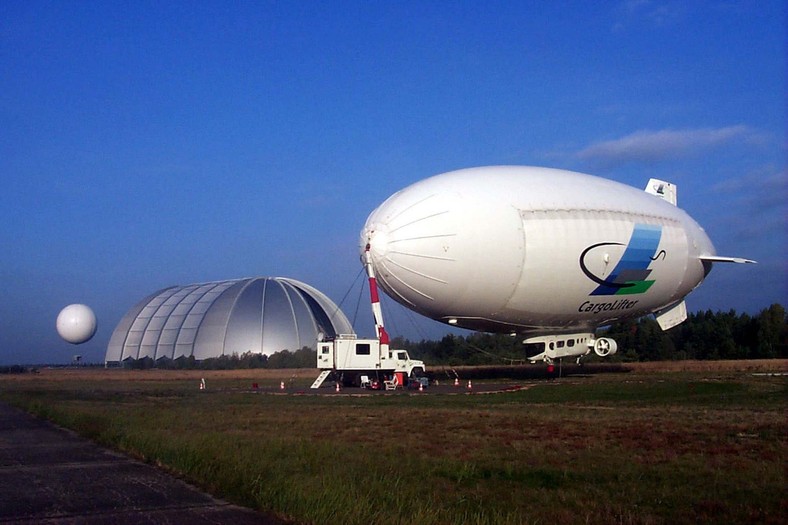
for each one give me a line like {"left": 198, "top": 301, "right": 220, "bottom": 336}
{"left": 410, "top": 367, "right": 424, "bottom": 378}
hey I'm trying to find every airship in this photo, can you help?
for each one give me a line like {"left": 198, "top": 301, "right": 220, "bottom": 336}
{"left": 360, "top": 166, "right": 754, "bottom": 363}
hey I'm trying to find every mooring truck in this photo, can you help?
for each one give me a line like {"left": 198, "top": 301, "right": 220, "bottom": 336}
{"left": 312, "top": 334, "right": 425, "bottom": 388}
{"left": 310, "top": 244, "right": 426, "bottom": 389}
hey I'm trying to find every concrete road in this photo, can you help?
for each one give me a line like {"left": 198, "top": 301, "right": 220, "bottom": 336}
{"left": 0, "top": 403, "right": 288, "bottom": 524}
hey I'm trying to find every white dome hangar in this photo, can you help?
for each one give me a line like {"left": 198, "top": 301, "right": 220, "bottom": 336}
{"left": 105, "top": 277, "right": 353, "bottom": 365}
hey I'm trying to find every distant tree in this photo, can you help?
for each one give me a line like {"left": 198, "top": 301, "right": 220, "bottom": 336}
{"left": 263, "top": 347, "right": 316, "bottom": 368}
{"left": 266, "top": 349, "right": 294, "bottom": 368}
{"left": 199, "top": 353, "right": 240, "bottom": 370}
{"left": 604, "top": 319, "right": 640, "bottom": 361}
{"left": 710, "top": 310, "right": 738, "bottom": 359}
{"left": 437, "top": 334, "right": 461, "bottom": 364}
{"left": 0, "top": 365, "right": 30, "bottom": 374}
{"left": 635, "top": 317, "right": 675, "bottom": 361}
{"left": 754, "top": 304, "right": 787, "bottom": 358}
{"left": 125, "top": 356, "right": 155, "bottom": 369}
{"left": 293, "top": 347, "right": 317, "bottom": 368}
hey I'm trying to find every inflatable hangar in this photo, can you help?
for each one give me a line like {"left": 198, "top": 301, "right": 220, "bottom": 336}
{"left": 105, "top": 277, "right": 353, "bottom": 365}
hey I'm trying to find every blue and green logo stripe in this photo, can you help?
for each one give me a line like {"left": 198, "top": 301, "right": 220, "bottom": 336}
{"left": 580, "top": 224, "right": 663, "bottom": 296}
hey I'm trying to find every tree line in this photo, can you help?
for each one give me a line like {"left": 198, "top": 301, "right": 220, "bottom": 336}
{"left": 396, "top": 303, "right": 787, "bottom": 365}
{"left": 117, "top": 303, "right": 785, "bottom": 369}
{"left": 124, "top": 346, "right": 317, "bottom": 370}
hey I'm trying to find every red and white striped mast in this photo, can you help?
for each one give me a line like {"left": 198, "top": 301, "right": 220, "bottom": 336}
{"left": 363, "top": 243, "right": 390, "bottom": 359}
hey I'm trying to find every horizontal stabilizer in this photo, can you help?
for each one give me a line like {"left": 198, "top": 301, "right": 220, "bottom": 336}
{"left": 655, "top": 301, "right": 687, "bottom": 331}
{"left": 699, "top": 255, "right": 757, "bottom": 264}
{"left": 645, "top": 178, "right": 677, "bottom": 205}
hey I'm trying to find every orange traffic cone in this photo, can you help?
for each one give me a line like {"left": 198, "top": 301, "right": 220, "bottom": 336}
{"left": 280, "top": 381, "right": 285, "bottom": 390}
{"left": 418, "top": 382, "right": 424, "bottom": 392}
{"left": 467, "top": 380, "right": 473, "bottom": 390}
{"left": 335, "top": 382, "right": 340, "bottom": 392}
{"left": 454, "top": 377, "right": 459, "bottom": 387}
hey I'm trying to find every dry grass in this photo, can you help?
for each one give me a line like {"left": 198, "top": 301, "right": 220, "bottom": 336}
{"left": 10, "top": 358, "right": 782, "bottom": 384}
{"left": 8, "top": 367, "right": 320, "bottom": 382}
{"left": 623, "top": 358, "right": 788, "bottom": 373}
{"left": 1, "top": 360, "right": 785, "bottom": 525}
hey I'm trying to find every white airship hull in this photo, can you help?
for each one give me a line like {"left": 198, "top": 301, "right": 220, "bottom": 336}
{"left": 361, "top": 166, "right": 716, "bottom": 336}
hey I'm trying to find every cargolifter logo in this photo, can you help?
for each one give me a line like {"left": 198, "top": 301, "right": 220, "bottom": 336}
{"left": 579, "top": 224, "right": 663, "bottom": 296}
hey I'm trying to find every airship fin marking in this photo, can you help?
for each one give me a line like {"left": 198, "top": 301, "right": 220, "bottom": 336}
{"left": 645, "top": 178, "right": 677, "bottom": 205}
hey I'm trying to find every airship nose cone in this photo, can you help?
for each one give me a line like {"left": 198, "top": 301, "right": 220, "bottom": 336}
{"left": 360, "top": 176, "right": 525, "bottom": 322}
{"left": 359, "top": 187, "right": 460, "bottom": 311}
{"left": 361, "top": 222, "right": 390, "bottom": 259}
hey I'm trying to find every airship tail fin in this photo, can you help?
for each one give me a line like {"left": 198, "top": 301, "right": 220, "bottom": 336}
{"left": 655, "top": 300, "right": 687, "bottom": 331}
{"left": 645, "top": 179, "right": 677, "bottom": 205}
{"left": 699, "top": 255, "right": 757, "bottom": 264}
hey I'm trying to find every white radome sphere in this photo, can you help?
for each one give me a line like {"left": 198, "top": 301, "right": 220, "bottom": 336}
{"left": 56, "top": 304, "right": 97, "bottom": 344}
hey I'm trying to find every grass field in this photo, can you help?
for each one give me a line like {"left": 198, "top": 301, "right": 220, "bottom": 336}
{"left": 1, "top": 360, "right": 785, "bottom": 524}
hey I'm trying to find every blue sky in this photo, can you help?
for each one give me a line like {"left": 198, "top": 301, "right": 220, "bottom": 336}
{"left": 1, "top": 1, "right": 784, "bottom": 365}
